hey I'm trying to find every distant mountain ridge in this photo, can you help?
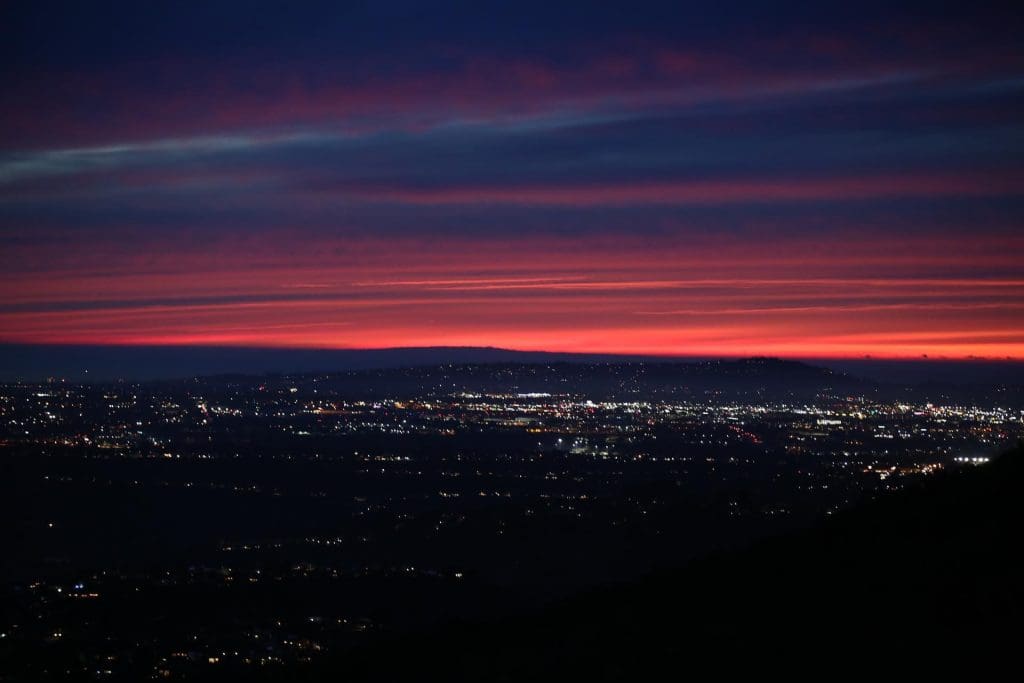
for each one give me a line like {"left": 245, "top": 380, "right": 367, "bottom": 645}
{"left": 0, "top": 344, "right": 660, "bottom": 382}
{"left": 2, "top": 343, "right": 1023, "bottom": 388}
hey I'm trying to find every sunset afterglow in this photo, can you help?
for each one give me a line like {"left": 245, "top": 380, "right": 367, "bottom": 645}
{"left": 2, "top": 3, "right": 1022, "bottom": 359}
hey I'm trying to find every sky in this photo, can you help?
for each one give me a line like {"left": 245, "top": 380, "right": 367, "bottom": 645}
{"left": 2, "top": 1, "right": 1023, "bottom": 360}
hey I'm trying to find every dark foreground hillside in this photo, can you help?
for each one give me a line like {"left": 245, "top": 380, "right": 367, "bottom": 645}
{"left": 327, "top": 444, "right": 1023, "bottom": 680}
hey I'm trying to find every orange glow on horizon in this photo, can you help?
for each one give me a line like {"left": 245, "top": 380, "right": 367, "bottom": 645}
{"left": 2, "top": 219, "right": 1021, "bottom": 362}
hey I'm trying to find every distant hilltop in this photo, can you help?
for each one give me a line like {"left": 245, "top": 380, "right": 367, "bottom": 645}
{"left": 261, "top": 357, "right": 1024, "bottom": 406}
{"left": 243, "top": 357, "right": 857, "bottom": 401}
{"left": 1, "top": 343, "right": 1023, "bottom": 387}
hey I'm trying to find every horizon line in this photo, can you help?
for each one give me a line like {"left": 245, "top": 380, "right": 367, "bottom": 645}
{"left": 1, "top": 341, "right": 1020, "bottom": 364}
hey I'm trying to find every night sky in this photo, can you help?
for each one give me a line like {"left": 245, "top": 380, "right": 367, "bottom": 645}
{"left": 2, "top": 1, "right": 1023, "bottom": 359}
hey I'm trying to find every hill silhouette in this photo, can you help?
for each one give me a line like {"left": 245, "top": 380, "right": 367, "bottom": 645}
{"left": 322, "top": 443, "right": 1024, "bottom": 680}
{"left": 6, "top": 343, "right": 1024, "bottom": 387}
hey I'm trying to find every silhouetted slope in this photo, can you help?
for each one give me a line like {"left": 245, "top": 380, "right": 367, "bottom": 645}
{"left": 329, "top": 444, "right": 1023, "bottom": 680}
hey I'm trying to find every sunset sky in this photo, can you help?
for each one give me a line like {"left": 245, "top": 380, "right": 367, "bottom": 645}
{"left": 2, "top": 1, "right": 1023, "bottom": 359}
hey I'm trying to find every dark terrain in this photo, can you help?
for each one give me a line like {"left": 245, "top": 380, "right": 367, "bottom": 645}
{"left": 336, "top": 443, "right": 1024, "bottom": 679}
